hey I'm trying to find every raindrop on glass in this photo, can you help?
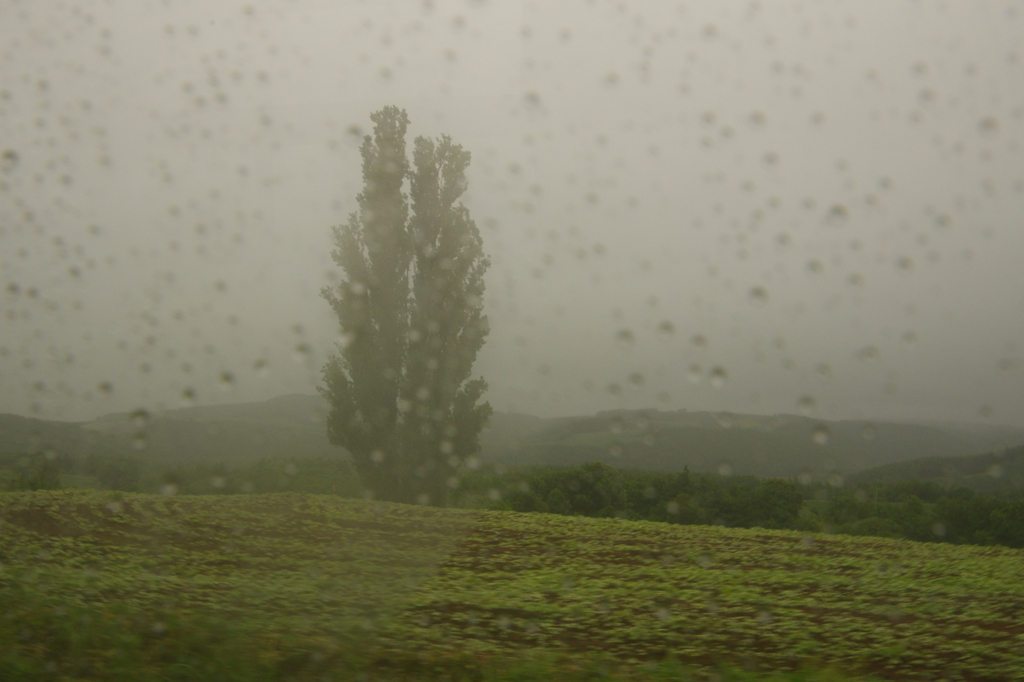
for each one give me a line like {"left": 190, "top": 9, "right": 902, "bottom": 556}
{"left": 748, "top": 286, "right": 768, "bottom": 306}
{"left": 129, "top": 409, "right": 150, "bottom": 429}
{"left": 687, "top": 363, "right": 702, "bottom": 384}
{"left": 0, "top": 149, "right": 17, "bottom": 172}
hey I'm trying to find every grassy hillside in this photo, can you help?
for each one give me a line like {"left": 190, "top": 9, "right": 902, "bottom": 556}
{"left": 2, "top": 490, "right": 1023, "bottom": 681}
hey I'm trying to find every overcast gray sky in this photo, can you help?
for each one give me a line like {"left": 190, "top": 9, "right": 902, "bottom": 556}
{"left": 2, "top": 0, "right": 1022, "bottom": 425}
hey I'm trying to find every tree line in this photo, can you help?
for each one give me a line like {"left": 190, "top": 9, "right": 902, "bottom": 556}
{"left": 453, "top": 461, "right": 1024, "bottom": 548}
{"left": 8, "top": 450, "right": 1022, "bottom": 550}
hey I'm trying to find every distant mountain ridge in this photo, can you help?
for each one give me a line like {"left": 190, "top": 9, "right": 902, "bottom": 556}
{"left": 480, "top": 408, "right": 1024, "bottom": 480}
{"left": 848, "top": 444, "right": 1024, "bottom": 494}
{"left": 3, "top": 396, "right": 1023, "bottom": 481}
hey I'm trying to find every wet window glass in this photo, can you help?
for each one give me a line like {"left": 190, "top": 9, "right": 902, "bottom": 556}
{"left": 2, "top": 2, "right": 1023, "bottom": 680}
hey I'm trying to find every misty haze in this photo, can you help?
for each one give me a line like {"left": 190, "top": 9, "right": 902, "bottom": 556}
{"left": 3, "top": 2, "right": 1024, "bottom": 681}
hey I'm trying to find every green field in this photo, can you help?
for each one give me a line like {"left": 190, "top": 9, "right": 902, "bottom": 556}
{"left": 2, "top": 490, "right": 1023, "bottom": 681}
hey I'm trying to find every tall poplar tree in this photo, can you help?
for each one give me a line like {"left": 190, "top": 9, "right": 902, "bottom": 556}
{"left": 320, "top": 106, "right": 491, "bottom": 505}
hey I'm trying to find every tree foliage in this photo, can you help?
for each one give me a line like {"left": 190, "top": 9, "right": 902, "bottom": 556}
{"left": 320, "top": 106, "right": 491, "bottom": 505}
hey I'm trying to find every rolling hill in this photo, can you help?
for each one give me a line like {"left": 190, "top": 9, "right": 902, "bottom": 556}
{"left": 483, "top": 408, "right": 1024, "bottom": 480}
{"left": 847, "top": 444, "right": 1024, "bottom": 494}
{"left": 2, "top": 397, "right": 1023, "bottom": 482}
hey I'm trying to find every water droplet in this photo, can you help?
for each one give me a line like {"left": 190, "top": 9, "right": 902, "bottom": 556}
{"left": 687, "top": 363, "right": 702, "bottom": 384}
{"left": 896, "top": 256, "right": 914, "bottom": 271}
{"left": 797, "top": 395, "right": 816, "bottom": 414}
{"left": 615, "top": 328, "right": 635, "bottom": 346}
{"left": 931, "top": 523, "right": 947, "bottom": 538}
{"left": 979, "top": 404, "right": 995, "bottom": 419}
{"left": 861, "top": 425, "right": 877, "bottom": 441}
{"left": 666, "top": 501, "right": 680, "bottom": 515}
{"left": 827, "top": 473, "right": 844, "bottom": 487}
{"left": 416, "top": 492, "right": 432, "bottom": 505}
{"left": 815, "top": 363, "right": 831, "bottom": 379}
{"left": 717, "top": 463, "right": 733, "bottom": 476}
{"left": 628, "top": 372, "right": 645, "bottom": 387}
{"left": 997, "top": 358, "right": 1014, "bottom": 371}
{"left": 608, "top": 442, "right": 623, "bottom": 457}
{"left": 657, "top": 320, "right": 675, "bottom": 335}
{"left": 978, "top": 116, "right": 1000, "bottom": 134}
{"left": 160, "top": 483, "right": 178, "bottom": 496}
{"left": 827, "top": 204, "right": 849, "bottom": 221}
{"left": 371, "top": 450, "right": 385, "bottom": 464}
{"left": 609, "top": 417, "right": 624, "bottom": 434}
{"left": 607, "top": 383, "right": 622, "bottom": 396}
{"left": 487, "top": 488, "right": 501, "bottom": 502}
{"left": 129, "top": 408, "right": 150, "bottom": 429}
{"left": 748, "top": 286, "right": 769, "bottom": 306}
{"left": 1, "top": 149, "right": 18, "bottom": 172}
{"left": 812, "top": 425, "right": 830, "bottom": 445}
{"left": 855, "top": 345, "right": 879, "bottom": 360}
{"left": 797, "top": 472, "right": 813, "bottom": 486}
{"left": 709, "top": 366, "right": 727, "bottom": 387}
{"left": 901, "top": 331, "right": 917, "bottom": 345}
{"left": 97, "top": 381, "right": 114, "bottom": 394}
{"left": 210, "top": 477, "right": 226, "bottom": 489}
{"left": 691, "top": 334, "right": 707, "bottom": 348}
{"left": 987, "top": 464, "right": 1003, "bottom": 478}
{"left": 181, "top": 387, "right": 197, "bottom": 404}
